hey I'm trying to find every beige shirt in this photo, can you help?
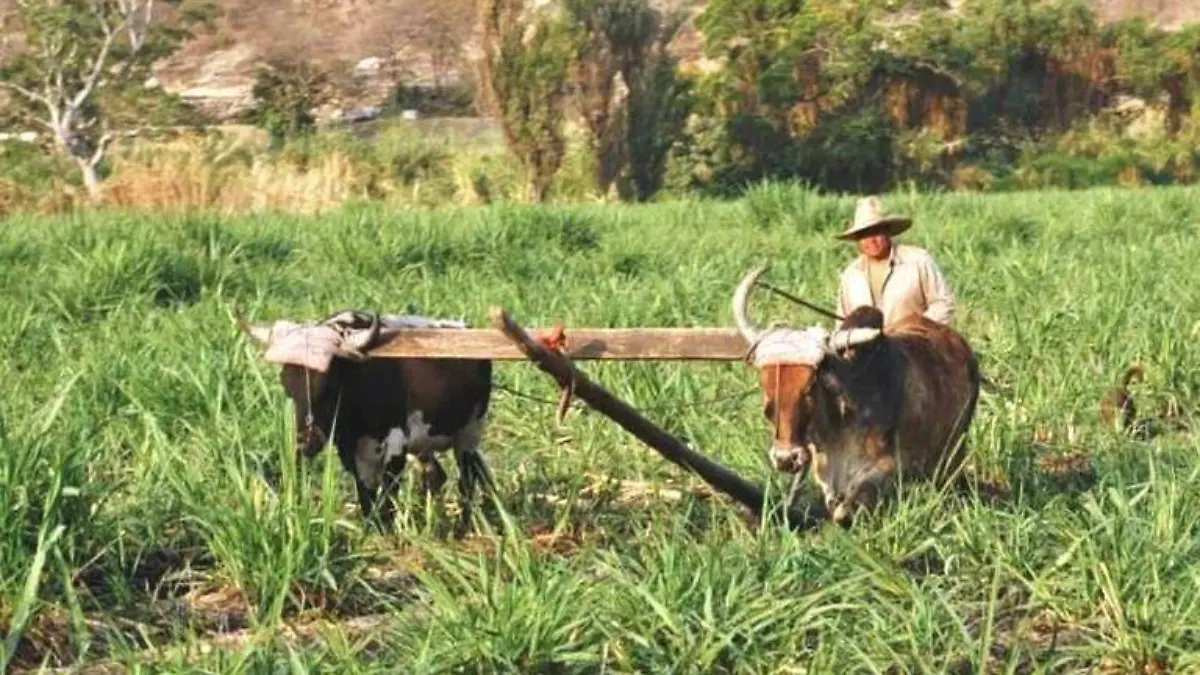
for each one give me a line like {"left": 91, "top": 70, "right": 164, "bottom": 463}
{"left": 837, "top": 243, "right": 956, "bottom": 327}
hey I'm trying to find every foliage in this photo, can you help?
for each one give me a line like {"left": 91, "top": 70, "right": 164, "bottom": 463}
{"left": 15, "top": 0, "right": 1200, "bottom": 203}
{"left": 2, "top": 187, "right": 1200, "bottom": 671}
{"left": 664, "top": 0, "right": 1200, "bottom": 195}
{"left": 388, "top": 80, "right": 478, "bottom": 116}
{"left": 624, "top": 29, "right": 694, "bottom": 201}
{"left": 565, "top": 0, "right": 694, "bottom": 200}
{"left": 244, "top": 56, "right": 339, "bottom": 146}
{"left": 475, "top": 0, "right": 576, "bottom": 202}
{"left": 0, "top": 0, "right": 215, "bottom": 198}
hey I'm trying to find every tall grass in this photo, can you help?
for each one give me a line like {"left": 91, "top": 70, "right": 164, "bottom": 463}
{"left": 1, "top": 184, "right": 1198, "bottom": 671}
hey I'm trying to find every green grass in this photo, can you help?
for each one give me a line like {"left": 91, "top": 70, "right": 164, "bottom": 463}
{"left": 1, "top": 183, "right": 1199, "bottom": 672}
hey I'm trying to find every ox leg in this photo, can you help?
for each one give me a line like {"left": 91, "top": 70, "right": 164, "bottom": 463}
{"left": 413, "top": 453, "right": 449, "bottom": 497}
{"left": 451, "top": 414, "right": 493, "bottom": 536}
{"left": 352, "top": 435, "right": 408, "bottom": 531}
{"left": 375, "top": 453, "right": 409, "bottom": 531}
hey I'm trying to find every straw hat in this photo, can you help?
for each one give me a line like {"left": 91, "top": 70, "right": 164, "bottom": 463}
{"left": 837, "top": 196, "right": 912, "bottom": 240}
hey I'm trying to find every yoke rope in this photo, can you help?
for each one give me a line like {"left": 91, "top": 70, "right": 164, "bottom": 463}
{"left": 492, "top": 380, "right": 759, "bottom": 416}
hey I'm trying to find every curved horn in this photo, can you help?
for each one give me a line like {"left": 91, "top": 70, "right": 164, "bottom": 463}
{"left": 233, "top": 308, "right": 273, "bottom": 345}
{"left": 344, "top": 311, "right": 381, "bottom": 354}
{"left": 323, "top": 309, "right": 363, "bottom": 328}
{"left": 828, "top": 327, "right": 881, "bottom": 352}
{"left": 732, "top": 265, "right": 769, "bottom": 344}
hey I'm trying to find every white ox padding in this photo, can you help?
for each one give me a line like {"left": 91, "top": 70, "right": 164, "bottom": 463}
{"left": 750, "top": 325, "right": 830, "bottom": 368}
{"left": 380, "top": 315, "right": 468, "bottom": 330}
{"left": 262, "top": 322, "right": 343, "bottom": 373}
{"left": 260, "top": 313, "right": 469, "bottom": 373}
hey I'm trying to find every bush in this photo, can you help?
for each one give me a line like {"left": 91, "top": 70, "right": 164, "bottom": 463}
{"left": 245, "top": 56, "right": 338, "bottom": 145}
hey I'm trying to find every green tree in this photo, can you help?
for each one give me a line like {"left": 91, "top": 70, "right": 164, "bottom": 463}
{"left": 690, "top": 0, "right": 883, "bottom": 189}
{"left": 1108, "top": 18, "right": 1200, "bottom": 134}
{"left": 564, "top": 0, "right": 628, "bottom": 195}
{"left": 475, "top": 0, "right": 575, "bottom": 202}
{"left": 564, "top": 0, "right": 693, "bottom": 200}
{"left": 622, "top": 9, "right": 692, "bottom": 200}
{"left": 245, "top": 56, "right": 337, "bottom": 146}
{"left": 0, "top": 0, "right": 213, "bottom": 201}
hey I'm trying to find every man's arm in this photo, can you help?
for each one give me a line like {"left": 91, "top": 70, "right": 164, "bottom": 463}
{"left": 836, "top": 272, "right": 854, "bottom": 322}
{"left": 919, "top": 254, "right": 956, "bottom": 325}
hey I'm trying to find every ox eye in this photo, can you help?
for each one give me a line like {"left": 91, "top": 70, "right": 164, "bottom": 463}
{"left": 763, "top": 401, "right": 775, "bottom": 420}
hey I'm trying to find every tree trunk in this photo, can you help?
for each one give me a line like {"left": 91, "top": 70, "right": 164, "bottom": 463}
{"left": 75, "top": 158, "right": 104, "bottom": 204}
{"left": 53, "top": 122, "right": 105, "bottom": 204}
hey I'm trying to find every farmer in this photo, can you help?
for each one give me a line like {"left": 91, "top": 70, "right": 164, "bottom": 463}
{"left": 835, "top": 195, "right": 957, "bottom": 327}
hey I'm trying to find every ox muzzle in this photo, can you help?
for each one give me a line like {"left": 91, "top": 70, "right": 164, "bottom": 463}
{"left": 770, "top": 442, "right": 812, "bottom": 475}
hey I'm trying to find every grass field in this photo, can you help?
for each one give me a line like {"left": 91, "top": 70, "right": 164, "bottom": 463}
{"left": 2, "top": 183, "right": 1199, "bottom": 672}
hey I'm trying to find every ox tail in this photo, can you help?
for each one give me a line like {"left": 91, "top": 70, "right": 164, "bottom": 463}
{"left": 937, "top": 352, "right": 983, "bottom": 487}
{"left": 965, "top": 354, "right": 982, "bottom": 427}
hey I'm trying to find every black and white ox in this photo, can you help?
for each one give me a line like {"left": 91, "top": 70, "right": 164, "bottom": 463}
{"left": 239, "top": 309, "right": 494, "bottom": 531}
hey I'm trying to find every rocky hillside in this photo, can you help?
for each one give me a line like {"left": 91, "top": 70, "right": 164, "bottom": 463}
{"left": 57, "top": 0, "right": 1200, "bottom": 122}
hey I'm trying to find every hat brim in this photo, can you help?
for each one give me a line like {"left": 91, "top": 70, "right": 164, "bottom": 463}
{"left": 836, "top": 217, "right": 912, "bottom": 241}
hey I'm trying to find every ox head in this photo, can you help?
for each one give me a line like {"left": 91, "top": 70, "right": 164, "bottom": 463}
{"left": 732, "top": 266, "right": 882, "bottom": 476}
{"left": 238, "top": 309, "right": 381, "bottom": 458}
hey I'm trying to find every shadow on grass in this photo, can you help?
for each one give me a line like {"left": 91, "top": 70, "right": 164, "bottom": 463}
{"left": 6, "top": 541, "right": 421, "bottom": 672}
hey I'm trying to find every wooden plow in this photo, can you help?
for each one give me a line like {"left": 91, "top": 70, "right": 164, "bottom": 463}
{"left": 363, "top": 308, "right": 823, "bottom": 529}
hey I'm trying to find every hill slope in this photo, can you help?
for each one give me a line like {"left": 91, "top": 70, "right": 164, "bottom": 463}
{"left": 9, "top": 0, "right": 1200, "bottom": 122}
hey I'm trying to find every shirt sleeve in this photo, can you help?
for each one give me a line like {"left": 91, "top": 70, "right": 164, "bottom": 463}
{"left": 918, "top": 254, "right": 956, "bottom": 326}
{"left": 836, "top": 270, "right": 852, "bottom": 322}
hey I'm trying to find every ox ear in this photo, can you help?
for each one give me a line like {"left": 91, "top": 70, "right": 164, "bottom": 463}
{"left": 818, "top": 368, "right": 844, "bottom": 397}
{"left": 818, "top": 367, "right": 856, "bottom": 419}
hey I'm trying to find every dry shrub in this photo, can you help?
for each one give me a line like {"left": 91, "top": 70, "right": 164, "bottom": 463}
{"left": 0, "top": 177, "right": 80, "bottom": 216}
{"left": 951, "top": 164, "right": 995, "bottom": 192}
{"left": 101, "top": 133, "right": 378, "bottom": 215}
{"left": 0, "top": 179, "right": 33, "bottom": 217}
{"left": 5, "top": 122, "right": 606, "bottom": 217}
{"left": 1117, "top": 164, "right": 1144, "bottom": 187}
{"left": 103, "top": 133, "right": 253, "bottom": 212}
{"left": 104, "top": 144, "right": 235, "bottom": 212}
{"left": 235, "top": 153, "right": 371, "bottom": 215}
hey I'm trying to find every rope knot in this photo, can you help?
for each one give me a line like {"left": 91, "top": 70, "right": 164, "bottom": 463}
{"left": 536, "top": 322, "right": 575, "bottom": 426}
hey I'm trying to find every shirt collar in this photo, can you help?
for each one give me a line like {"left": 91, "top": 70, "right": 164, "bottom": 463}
{"left": 856, "top": 243, "right": 902, "bottom": 272}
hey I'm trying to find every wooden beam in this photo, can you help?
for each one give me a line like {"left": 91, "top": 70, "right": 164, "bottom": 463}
{"left": 488, "top": 306, "right": 824, "bottom": 531}
{"left": 366, "top": 327, "right": 751, "bottom": 361}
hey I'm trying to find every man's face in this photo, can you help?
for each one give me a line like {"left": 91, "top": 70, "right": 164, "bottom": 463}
{"left": 855, "top": 231, "right": 892, "bottom": 260}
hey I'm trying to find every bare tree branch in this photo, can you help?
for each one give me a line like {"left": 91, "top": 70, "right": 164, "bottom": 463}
{"left": 72, "top": 11, "right": 133, "bottom": 111}
{"left": 87, "top": 132, "right": 114, "bottom": 168}
{"left": 1, "top": 0, "right": 188, "bottom": 201}
{"left": 0, "top": 78, "right": 48, "bottom": 106}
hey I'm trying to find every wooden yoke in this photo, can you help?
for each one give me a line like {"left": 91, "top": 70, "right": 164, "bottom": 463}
{"left": 366, "top": 326, "right": 749, "bottom": 360}
{"left": 488, "top": 307, "right": 823, "bottom": 530}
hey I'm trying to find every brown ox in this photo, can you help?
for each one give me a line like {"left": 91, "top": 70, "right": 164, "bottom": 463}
{"left": 732, "top": 266, "right": 981, "bottom": 526}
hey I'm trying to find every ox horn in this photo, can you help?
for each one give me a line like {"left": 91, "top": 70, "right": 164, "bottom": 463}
{"left": 827, "top": 327, "right": 881, "bottom": 352}
{"left": 732, "top": 265, "right": 769, "bottom": 345}
{"left": 323, "top": 309, "right": 364, "bottom": 328}
{"left": 342, "top": 311, "right": 381, "bottom": 357}
{"left": 233, "top": 308, "right": 273, "bottom": 345}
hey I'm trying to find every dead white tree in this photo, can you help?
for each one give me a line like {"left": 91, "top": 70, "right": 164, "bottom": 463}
{"left": 0, "top": 0, "right": 196, "bottom": 201}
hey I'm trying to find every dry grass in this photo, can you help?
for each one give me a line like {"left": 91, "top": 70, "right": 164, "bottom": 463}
{"left": 84, "top": 128, "right": 550, "bottom": 215}
{"left": 105, "top": 145, "right": 370, "bottom": 216}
